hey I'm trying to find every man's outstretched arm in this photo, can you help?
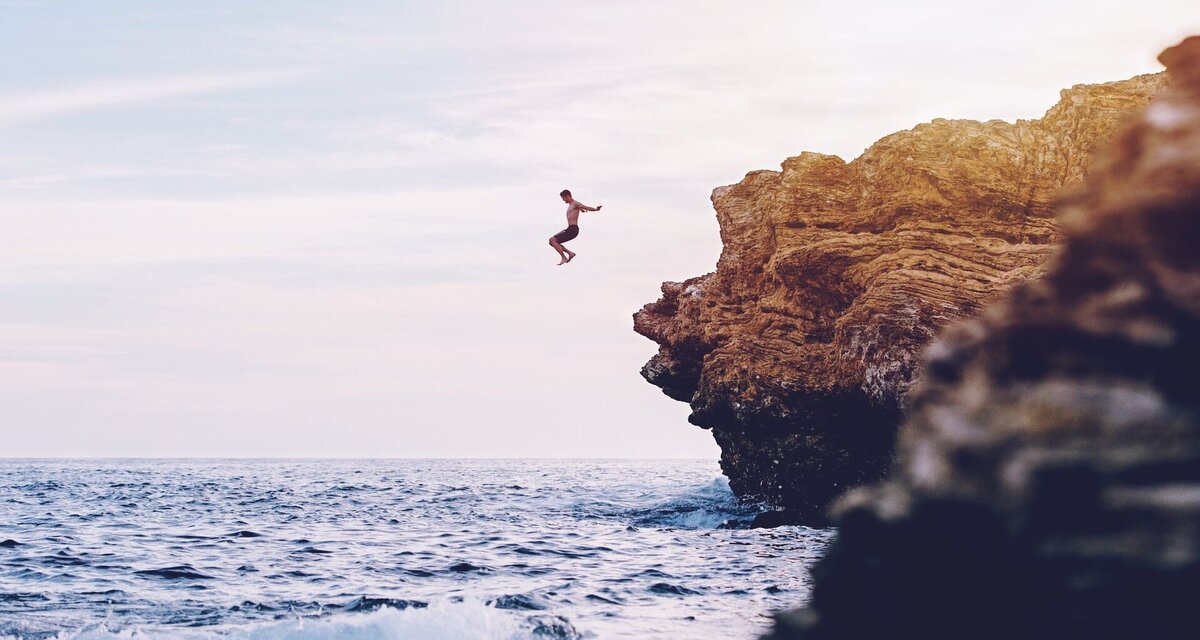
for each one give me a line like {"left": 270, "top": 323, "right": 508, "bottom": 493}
{"left": 579, "top": 202, "right": 603, "bottom": 212}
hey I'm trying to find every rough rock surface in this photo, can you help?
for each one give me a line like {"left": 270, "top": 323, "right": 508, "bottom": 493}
{"left": 765, "top": 36, "right": 1200, "bottom": 639}
{"left": 634, "top": 71, "right": 1165, "bottom": 524}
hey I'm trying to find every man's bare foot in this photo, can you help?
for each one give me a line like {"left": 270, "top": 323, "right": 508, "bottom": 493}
{"left": 565, "top": 252, "right": 576, "bottom": 263}
{"left": 557, "top": 257, "right": 567, "bottom": 265}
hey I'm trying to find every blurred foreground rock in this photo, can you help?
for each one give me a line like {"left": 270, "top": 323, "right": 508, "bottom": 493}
{"left": 765, "top": 35, "right": 1200, "bottom": 639}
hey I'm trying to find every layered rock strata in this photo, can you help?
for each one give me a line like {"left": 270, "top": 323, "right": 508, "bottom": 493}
{"left": 766, "top": 36, "right": 1200, "bottom": 639}
{"left": 635, "top": 70, "right": 1165, "bottom": 524}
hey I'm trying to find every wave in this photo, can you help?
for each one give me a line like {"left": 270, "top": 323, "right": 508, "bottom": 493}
{"left": 133, "top": 565, "right": 214, "bottom": 580}
{"left": 0, "top": 601, "right": 581, "bottom": 640}
{"left": 625, "top": 477, "right": 769, "bottom": 529}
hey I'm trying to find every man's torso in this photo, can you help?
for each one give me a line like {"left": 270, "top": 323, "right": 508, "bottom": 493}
{"left": 565, "top": 201, "right": 583, "bottom": 226}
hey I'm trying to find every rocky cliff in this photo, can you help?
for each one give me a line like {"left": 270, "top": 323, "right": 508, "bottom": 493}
{"left": 764, "top": 35, "right": 1200, "bottom": 639}
{"left": 634, "top": 70, "right": 1165, "bottom": 525}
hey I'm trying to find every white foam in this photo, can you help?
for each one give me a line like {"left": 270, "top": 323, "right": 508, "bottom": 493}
{"left": 18, "top": 601, "right": 535, "bottom": 640}
{"left": 655, "top": 508, "right": 730, "bottom": 529}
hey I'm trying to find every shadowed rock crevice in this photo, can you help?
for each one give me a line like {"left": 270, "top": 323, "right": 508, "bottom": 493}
{"left": 635, "top": 70, "right": 1166, "bottom": 525}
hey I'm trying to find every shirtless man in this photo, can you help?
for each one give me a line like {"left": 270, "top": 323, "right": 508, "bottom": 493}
{"left": 549, "top": 189, "right": 602, "bottom": 265}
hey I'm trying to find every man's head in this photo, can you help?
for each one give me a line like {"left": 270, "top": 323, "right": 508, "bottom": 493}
{"left": 559, "top": 189, "right": 572, "bottom": 202}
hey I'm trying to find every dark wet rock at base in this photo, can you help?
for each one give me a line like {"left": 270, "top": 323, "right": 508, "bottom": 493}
{"left": 764, "top": 36, "right": 1200, "bottom": 640}
{"left": 634, "top": 63, "right": 1164, "bottom": 526}
{"left": 749, "top": 510, "right": 791, "bottom": 529}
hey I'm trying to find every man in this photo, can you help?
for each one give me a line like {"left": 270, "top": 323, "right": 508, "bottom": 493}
{"left": 549, "top": 189, "right": 602, "bottom": 265}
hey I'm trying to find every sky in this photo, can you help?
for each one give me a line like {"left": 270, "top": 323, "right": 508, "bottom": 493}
{"left": 2, "top": 1, "right": 1198, "bottom": 458}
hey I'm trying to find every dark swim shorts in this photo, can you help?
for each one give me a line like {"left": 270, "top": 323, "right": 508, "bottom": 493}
{"left": 553, "top": 224, "right": 579, "bottom": 243}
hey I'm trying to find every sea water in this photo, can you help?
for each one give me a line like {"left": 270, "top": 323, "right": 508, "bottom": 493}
{"left": 0, "top": 459, "right": 833, "bottom": 639}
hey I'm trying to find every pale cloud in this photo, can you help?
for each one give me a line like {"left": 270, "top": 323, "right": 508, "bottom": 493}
{"left": 0, "top": 165, "right": 215, "bottom": 189}
{"left": 0, "top": 188, "right": 525, "bottom": 267}
{"left": 0, "top": 69, "right": 305, "bottom": 127}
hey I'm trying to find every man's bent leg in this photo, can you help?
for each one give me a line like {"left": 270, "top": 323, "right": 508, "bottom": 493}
{"left": 549, "top": 237, "right": 569, "bottom": 264}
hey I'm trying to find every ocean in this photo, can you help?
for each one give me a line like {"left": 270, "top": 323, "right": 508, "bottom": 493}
{"left": 0, "top": 459, "right": 833, "bottom": 639}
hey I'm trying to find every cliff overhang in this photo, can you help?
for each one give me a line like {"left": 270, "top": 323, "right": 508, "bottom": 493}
{"left": 635, "top": 70, "right": 1167, "bottom": 525}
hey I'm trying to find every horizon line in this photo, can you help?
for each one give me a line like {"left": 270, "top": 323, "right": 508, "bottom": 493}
{"left": 0, "top": 456, "right": 718, "bottom": 461}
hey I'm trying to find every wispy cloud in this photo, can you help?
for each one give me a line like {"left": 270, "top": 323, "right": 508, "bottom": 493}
{"left": 0, "top": 164, "right": 216, "bottom": 189}
{"left": 0, "top": 69, "right": 305, "bottom": 127}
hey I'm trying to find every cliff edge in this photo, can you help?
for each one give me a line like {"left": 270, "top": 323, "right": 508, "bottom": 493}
{"left": 634, "top": 70, "right": 1165, "bottom": 524}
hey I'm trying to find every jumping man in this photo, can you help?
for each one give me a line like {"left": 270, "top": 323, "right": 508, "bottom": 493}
{"left": 549, "top": 189, "right": 602, "bottom": 265}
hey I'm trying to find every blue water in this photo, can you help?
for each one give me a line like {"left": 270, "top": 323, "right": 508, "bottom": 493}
{"left": 0, "top": 459, "right": 833, "bottom": 639}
